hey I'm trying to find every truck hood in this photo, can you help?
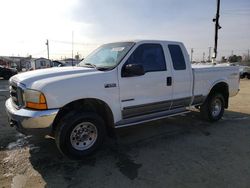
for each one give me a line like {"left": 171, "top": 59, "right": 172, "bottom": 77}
{"left": 10, "top": 66, "right": 99, "bottom": 89}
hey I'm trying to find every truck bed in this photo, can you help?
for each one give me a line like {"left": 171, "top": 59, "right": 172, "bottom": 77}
{"left": 192, "top": 64, "right": 239, "bottom": 100}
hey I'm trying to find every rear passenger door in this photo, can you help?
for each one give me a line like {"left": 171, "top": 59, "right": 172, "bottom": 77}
{"left": 118, "top": 43, "right": 173, "bottom": 119}
{"left": 167, "top": 44, "right": 193, "bottom": 109}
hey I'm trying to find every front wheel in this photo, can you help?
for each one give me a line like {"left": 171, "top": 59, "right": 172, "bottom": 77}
{"left": 200, "top": 93, "right": 225, "bottom": 122}
{"left": 55, "top": 111, "right": 106, "bottom": 159}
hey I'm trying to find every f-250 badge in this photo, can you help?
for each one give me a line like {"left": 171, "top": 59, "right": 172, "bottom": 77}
{"left": 104, "top": 83, "right": 117, "bottom": 88}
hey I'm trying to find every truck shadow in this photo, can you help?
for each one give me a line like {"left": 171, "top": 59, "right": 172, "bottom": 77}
{"left": 25, "top": 110, "right": 250, "bottom": 187}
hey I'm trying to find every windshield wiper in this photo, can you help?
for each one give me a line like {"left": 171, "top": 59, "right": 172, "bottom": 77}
{"left": 83, "top": 63, "right": 98, "bottom": 69}
{"left": 82, "top": 63, "right": 113, "bottom": 71}
{"left": 96, "top": 66, "right": 113, "bottom": 71}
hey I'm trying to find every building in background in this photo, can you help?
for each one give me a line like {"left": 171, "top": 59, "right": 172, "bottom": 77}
{"left": 0, "top": 56, "right": 20, "bottom": 69}
{"left": 32, "top": 58, "right": 52, "bottom": 69}
{"left": 0, "top": 56, "right": 81, "bottom": 71}
{"left": 20, "top": 57, "right": 51, "bottom": 70}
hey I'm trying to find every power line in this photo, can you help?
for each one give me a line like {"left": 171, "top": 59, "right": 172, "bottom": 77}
{"left": 32, "top": 49, "right": 47, "bottom": 56}
{"left": 221, "top": 8, "right": 250, "bottom": 15}
{"left": 50, "top": 40, "right": 100, "bottom": 46}
{"left": 222, "top": 13, "right": 250, "bottom": 16}
{"left": 222, "top": 8, "right": 250, "bottom": 12}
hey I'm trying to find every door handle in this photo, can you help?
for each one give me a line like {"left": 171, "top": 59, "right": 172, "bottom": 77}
{"left": 167, "top": 77, "right": 172, "bottom": 86}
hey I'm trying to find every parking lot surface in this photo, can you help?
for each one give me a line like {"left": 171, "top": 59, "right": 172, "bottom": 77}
{"left": 0, "top": 79, "right": 250, "bottom": 188}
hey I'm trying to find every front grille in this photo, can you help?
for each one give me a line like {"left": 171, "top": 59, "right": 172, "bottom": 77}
{"left": 9, "top": 81, "right": 24, "bottom": 108}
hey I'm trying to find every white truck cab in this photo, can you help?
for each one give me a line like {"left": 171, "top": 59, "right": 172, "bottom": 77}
{"left": 5, "top": 40, "right": 240, "bottom": 158}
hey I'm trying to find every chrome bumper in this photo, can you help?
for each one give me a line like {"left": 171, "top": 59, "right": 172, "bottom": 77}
{"left": 5, "top": 98, "right": 59, "bottom": 133}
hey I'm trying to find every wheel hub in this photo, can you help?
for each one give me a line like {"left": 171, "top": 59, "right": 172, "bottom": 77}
{"left": 211, "top": 98, "right": 222, "bottom": 117}
{"left": 70, "top": 122, "right": 97, "bottom": 151}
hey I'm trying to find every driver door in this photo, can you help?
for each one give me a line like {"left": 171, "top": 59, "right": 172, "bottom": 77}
{"left": 118, "top": 43, "right": 173, "bottom": 119}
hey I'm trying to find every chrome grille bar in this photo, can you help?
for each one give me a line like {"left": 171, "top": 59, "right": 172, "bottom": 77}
{"left": 9, "top": 81, "right": 24, "bottom": 108}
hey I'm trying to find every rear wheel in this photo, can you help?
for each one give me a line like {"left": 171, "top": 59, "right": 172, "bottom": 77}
{"left": 55, "top": 111, "right": 106, "bottom": 159}
{"left": 200, "top": 93, "right": 225, "bottom": 122}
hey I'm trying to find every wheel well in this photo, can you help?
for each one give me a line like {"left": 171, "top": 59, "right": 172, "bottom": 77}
{"left": 52, "top": 98, "right": 115, "bottom": 136}
{"left": 208, "top": 82, "right": 229, "bottom": 108}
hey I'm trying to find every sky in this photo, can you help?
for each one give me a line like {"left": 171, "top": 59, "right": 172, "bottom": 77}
{"left": 0, "top": 0, "right": 249, "bottom": 61}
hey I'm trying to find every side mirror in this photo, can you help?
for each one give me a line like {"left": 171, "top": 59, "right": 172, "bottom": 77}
{"left": 122, "top": 64, "right": 145, "bottom": 77}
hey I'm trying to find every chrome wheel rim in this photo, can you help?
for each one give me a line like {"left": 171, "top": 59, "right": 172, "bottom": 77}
{"left": 70, "top": 122, "right": 97, "bottom": 151}
{"left": 211, "top": 98, "right": 222, "bottom": 117}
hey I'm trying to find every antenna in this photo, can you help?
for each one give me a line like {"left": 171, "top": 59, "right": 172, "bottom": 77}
{"left": 191, "top": 48, "right": 194, "bottom": 62}
{"left": 208, "top": 47, "right": 212, "bottom": 62}
{"left": 72, "top": 31, "right": 74, "bottom": 66}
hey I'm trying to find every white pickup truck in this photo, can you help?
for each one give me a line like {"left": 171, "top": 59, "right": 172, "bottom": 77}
{"left": 5, "top": 40, "right": 239, "bottom": 158}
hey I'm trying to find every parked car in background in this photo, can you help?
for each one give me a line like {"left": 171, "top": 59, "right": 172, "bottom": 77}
{"left": 52, "top": 60, "right": 69, "bottom": 67}
{"left": 239, "top": 66, "right": 250, "bottom": 79}
{"left": 0, "top": 66, "right": 17, "bottom": 80}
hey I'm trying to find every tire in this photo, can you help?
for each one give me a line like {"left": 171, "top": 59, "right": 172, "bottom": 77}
{"left": 247, "top": 74, "right": 250, "bottom": 79}
{"left": 200, "top": 93, "right": 225, "bottom": 122}
{"left": 55, "top": 111, "right": 106, "bottom": 159}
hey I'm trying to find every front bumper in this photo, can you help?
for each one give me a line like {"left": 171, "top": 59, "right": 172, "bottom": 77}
{"left": 5, "top": 98, "right": 59, "bottom": 135}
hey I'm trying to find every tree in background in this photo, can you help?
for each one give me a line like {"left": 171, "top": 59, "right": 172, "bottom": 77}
{"left": 228, "top": 55, "right": 242, "bottom": 63}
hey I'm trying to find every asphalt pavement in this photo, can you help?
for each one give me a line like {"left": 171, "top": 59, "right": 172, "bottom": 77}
{"left": 1, "top": 78, "right": 250, "bottom": 188}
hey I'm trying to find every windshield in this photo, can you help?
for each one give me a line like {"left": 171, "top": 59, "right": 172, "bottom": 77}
{"left": 78, "top": 42, "right": 134, "bottom": 69}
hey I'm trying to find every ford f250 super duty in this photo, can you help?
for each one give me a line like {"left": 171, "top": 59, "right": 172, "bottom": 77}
{"left": 5, "top": 40, "right": 240, "bottom": 158}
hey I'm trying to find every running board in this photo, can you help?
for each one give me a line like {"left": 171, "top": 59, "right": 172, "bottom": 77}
{"left": 115, "top": 108, "right": 190, "bottom": 128}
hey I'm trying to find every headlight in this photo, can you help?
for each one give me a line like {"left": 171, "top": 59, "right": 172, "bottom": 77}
{"left": 23, "top": 89, "right": 47, "bottom": 110}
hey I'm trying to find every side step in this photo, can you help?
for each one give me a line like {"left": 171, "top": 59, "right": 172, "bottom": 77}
{"left": 115, "top": 108, "right": 190, "bottom": 128}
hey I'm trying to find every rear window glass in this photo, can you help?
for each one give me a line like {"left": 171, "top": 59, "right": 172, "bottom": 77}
{"left": 168, "top": 45, "right": 186, "bottom": 70}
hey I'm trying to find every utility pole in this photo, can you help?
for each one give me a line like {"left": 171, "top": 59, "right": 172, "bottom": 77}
{"left": 203, "top": 52, "right": 205, "bottom": 62}
{"left": 212, "top": 0, "right": 221, "bottom": 63}
{"left": 191, "top": 48, "right": 194, "bottom": 62}
{"left": 72, "top": 31, "right": 74, "bottom": 66}
{"left": 45, "top": 39, "right": 49, "bottom": 60}
{"left": 208, "top": 47, "right": 212, "bottom": 62}
{"left": 248, "top": 49, "right": 249, "bottom": 61}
